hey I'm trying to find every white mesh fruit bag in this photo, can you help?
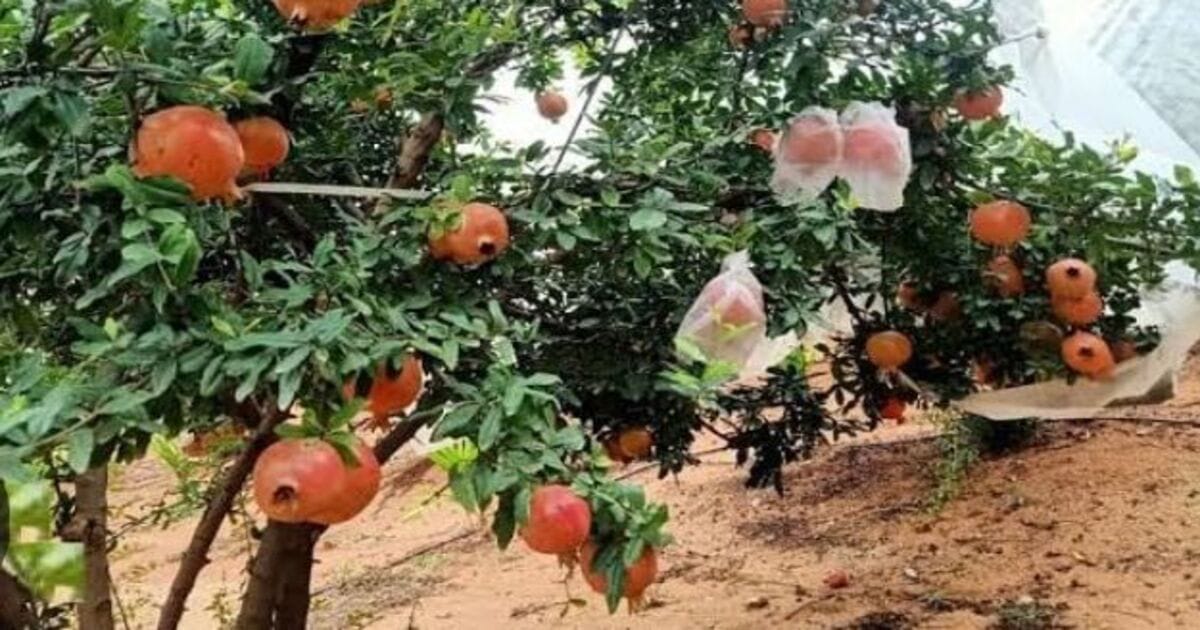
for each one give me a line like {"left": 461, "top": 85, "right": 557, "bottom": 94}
{"left": 675, "top": 251, "right": 767, "bottom": 368}
{"left": 838, "top": 101, "right": 913, "bottom": 211}
{"left": 771, "top": 106, "right": 844, "bottom": 200}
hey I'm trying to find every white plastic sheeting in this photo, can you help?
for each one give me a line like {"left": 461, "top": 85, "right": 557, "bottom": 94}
{"left": 953, "top": 0, "right": 1200, "bottom": 419}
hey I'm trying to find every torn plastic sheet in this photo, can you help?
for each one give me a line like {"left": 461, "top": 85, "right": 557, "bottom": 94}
{"left": 956, "top": 262, "right": 1200, "bottom": 420}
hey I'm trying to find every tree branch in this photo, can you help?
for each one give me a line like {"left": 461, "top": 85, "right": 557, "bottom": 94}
{"left": 156, "top": 406, "right": 289, "bottom": 630}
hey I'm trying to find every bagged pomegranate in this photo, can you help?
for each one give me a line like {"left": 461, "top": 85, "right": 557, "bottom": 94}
{"left": 675, "top": 251, "right": 767, "bottom": 368}
{"left": 838, "top": 101, "right": 912, "bottom": 211}
{"left": 770, "top": 106, "right": 843, "bottom": 200}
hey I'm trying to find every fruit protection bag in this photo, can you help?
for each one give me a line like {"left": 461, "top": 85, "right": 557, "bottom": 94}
{"left": 771, "top": 102, "right": 913, "bottom": 211}
{"left": 838, "top": 101, "right": 912, "bottom": 212}
{"left": 771, "top": 107, "right": 844, "bottom": 201}
{"left": 676, "top": 251, "right": 768, "bottom": 369}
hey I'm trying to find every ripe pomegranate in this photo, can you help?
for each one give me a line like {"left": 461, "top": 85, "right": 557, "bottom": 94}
{"left": 1062, "top": 332, "right": 1115, "bottom": 379}
{"left": 742, "top": 0, "right": 787, "bottom": 28}
{"left": 344, "top": 355, "right": 425, "bottom": 430}
{"left": 272, "top": 0, "right": 360, "bottom": 29}
{"left": 536, "top": 91, "right": 569, "bottom": 123}
{"left": 728, "top": 23, "right": 753, "bottom": 49}
{"left": 954, "top": 86, "right": 1004, "bottom": 121}
{"left": 779, "top": 114, "right": 841, "bottom": 167}
{"left": 1046, "top": 258, "right": 1097, "bottom": 299}
{"left": 308, "top": 440, "right": 381, "bottom": 525}
{"left": 234, "top": 117, "right": 290, "bottom": 177}
{"left": 880, "top": 398, "right": 906, "bottom": 422}
{"left": 617, "top": 427, "right": 653, "bottom": 461}
{"left": 252, "top": 438, "right": 347, "bottom": 523}
{"left": 520, "top": 485, "right": 592, "bottom": 557}
{"left": 928, "top": 291, "right": 962, "bottom": 323}
{"left": 984, "top": 255, "right": 1025, "bottom": 297}
{"left": 970, "top": 200, "right": 1031, "bottom": 247}
{"left": 1052, "top": 291, "right": 1103, "bottom": 327}
{"left": 429, "top": 202, "right": 511, "bottom": 265}
{"left": 896, "top": 281, "right": 926, "bottom": 311}
{"left": 865, "top": 331, "right": 913, "bottom": 371}
{"left": 581, "top": 542, "right": 659, "bottom": 611}
{"left": 748, "top": 128, "right": 777, "bottom": 153}
{"left": 132, "top": 105, "right": 244, "bottom": 201}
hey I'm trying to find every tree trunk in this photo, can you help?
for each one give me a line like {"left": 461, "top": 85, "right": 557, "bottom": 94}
{"left": 233, "top": 523, "right": 322, "bottom": 630}
{"left": 157, "top": 407, "right": 288, "bottom": 630}
{"left": 72, "top": 467, "right": 113, "bottom": 630}
{"left": 0, "top": 569, "right": 38, "bottom": 630}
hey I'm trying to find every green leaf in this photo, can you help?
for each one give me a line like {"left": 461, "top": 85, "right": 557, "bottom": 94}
{"left": 629, "top": 208, "right": 668, "bottom": 231}
{"left": 492, "top": 492, "right": 517, "bottom": 550}
{"left": 621, "top": 537, "right": 646, "bottom": 569}
{"left": 233, "top": 34, "right": 274, "bottom": 85}
{"left": 66, "top": 429, "right": 94, "bottom": 474}
{"left": 146, "top": 208, "right": 186, "bottom": 225}
{"left": 502, "top": 383, "right": 525, "bottom": 416}
{"left": 434, "top": 403, "right": 480, "bottom": 440}
{"left": 119, "top": 242, "right": 160, "bottom": 267}
{"left": 449, "top": 466, "right": 479, "bottom": 511}
{"left": 273, "top": 346, "right": 312, "bottom": 375}
{"left": 277, "top": 368, "right": 302, "bottom": 410}
{"left": 476, "top": 407, "right": 502, "bottom": 451}
{"left": 150, "top": 360, "right": 178, "bottom": 396}
{"left": 513, "top": 484, "right": 532, "bottom": 526}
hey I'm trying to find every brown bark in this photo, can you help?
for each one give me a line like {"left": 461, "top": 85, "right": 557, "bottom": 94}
{"left": 232, "top": 522, "right": 322, "bottom": 630}
{"left": 71, "top": 467, "right": 113, "bottom": 630}
{"left": 0, "top": 569, "right": 38, "bottom": 630}
{"left": 156, "top": 408, "right": 288, "bottom": 630}
{"left": 385, "top": 112, "right": 446, "bottom": 191}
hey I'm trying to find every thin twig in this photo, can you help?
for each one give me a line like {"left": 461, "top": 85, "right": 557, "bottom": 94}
{"left": 547, "top": 16, "right": 629, "bottom": 178}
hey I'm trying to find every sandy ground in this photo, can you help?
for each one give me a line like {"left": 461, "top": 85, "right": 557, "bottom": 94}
{"left": 107, "top": 368, "right": 1200, "bottom": 630}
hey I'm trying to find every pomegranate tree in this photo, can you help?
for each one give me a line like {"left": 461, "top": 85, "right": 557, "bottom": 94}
{"left": 3, "top": 0, "right": 1200, "bottom": 628}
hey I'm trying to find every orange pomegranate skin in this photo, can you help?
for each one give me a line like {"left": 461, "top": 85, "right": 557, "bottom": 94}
{"left": 273, "top": 0, "right": 361, "bottom": 29}
{"left": 428, "top": 202, "right": 511, "bottom": 266}
{"left": 132, "top": 105, "right": 244, "bottom": 201}
{"left": 1061, "top": 332, "right": 1116, "bottom": 379}
{"left": 1046, "top": 258, "right": 1097, "bottom": 300}
{"left": 865, "top": 331, "right": 913, "bottom": 371}
{"left": 954, "top": 86, "right": 1004, "bottom": 121}
{"left": 235, "top": 116, "right": 290, "bottom": 176}
{"left": 308, "top": 440, "right": 381, "bottom": 525}
{"left": 536, "top": 91, "right": 569, "bottom": 122}
{"left": 970, "top": 200, "right": 1031, "bottom": 247}
{"left": 743, "top": 0, "right": 788, "bottom": 28}
{"left": 252, "top": 439, "right": 347, "bottom": 523}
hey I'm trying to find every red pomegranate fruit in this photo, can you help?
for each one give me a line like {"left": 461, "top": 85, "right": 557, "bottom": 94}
{"left": 520, "top": 485, "right": 592, "bottom": 557}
